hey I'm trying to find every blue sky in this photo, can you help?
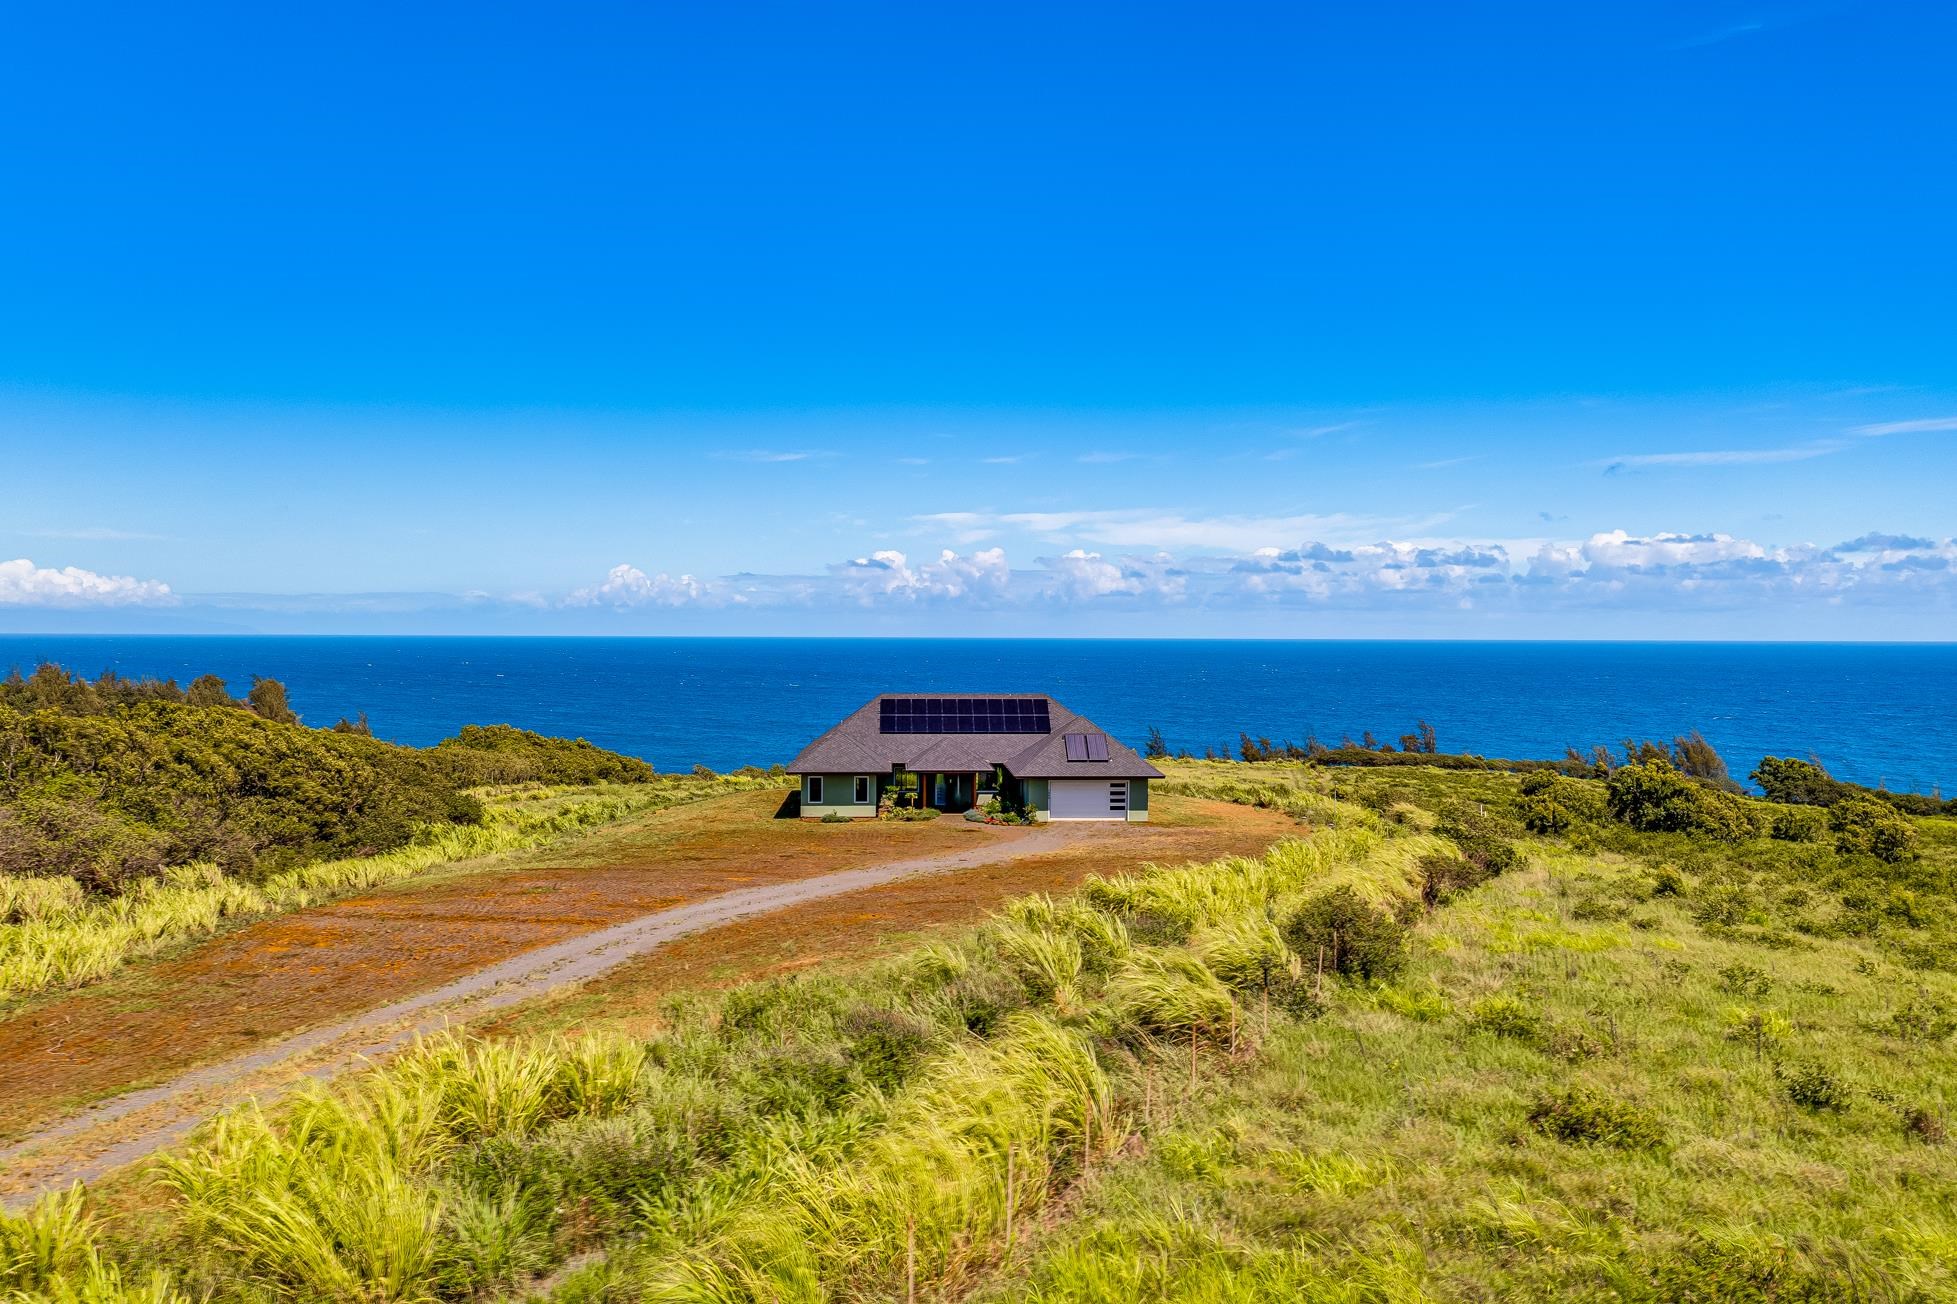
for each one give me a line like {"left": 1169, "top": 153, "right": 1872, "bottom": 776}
{"left": 2, "top": 2, "right": 1953, "bottom": 637}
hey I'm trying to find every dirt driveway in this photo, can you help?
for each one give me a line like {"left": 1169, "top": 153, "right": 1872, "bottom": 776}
{"left": 0, "top": 788, "right": 1293, "bottom": 1205}
{"left": 0, "top": 789, "right": 1018, "bottom": 1140}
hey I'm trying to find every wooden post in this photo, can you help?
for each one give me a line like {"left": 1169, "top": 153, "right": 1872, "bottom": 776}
{"left": 1229, "top": 1004, "right": 1238, "bottom": 1055}
{"left": 1083, "top": 1096, "right": 1093, "bottom": 1176}
{"left": 1315, "top": 944, "right": 1326, "bottom": 1002}
{"left": 1189, "top": 1021, "right": 1199, "bottom": 1093}
{"left": 906, "top": 1215, "right": 916, "bottom": 1304}
{"left": 1005, "top": 1145, "right": 1016, "bottom": 1254}
{"left": 1143, "top": 1069, "right": 1153, "bottom": 1130}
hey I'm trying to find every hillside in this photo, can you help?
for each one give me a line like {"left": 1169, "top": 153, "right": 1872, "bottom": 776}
{"left": 2, "top": 752, "right": 1952, "bottom": 1300}
{"left": 0, "top": 663, "right": 656, "bottom": 891}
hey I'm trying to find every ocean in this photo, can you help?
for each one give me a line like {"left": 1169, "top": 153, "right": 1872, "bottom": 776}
{"left": 0, "top": 636, "right": 1951, "bottom": 795}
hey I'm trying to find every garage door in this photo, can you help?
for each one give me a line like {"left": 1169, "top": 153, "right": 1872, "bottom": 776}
{"left": 1049, "top": 779, "right": 1129, "bottom": 820}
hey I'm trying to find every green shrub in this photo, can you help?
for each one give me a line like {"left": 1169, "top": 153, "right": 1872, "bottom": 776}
{"left": 1527, "top": 1085, "right": 1664, "bottom": 1149}
{"left": 842, "top": 1007, "right": 937, "bottom": 1091}
{"left": 1606, "top": 761, "right": 1757, "bottom": 841}
{"left": 1828, "top": 796, "right": 1918, "bottom": 863}
{"left": 1435, "top": 804, "right": 1520, "bottom": 875}
{"left": 1281, "top": 886, "right": 1409, "bottom": 983}
{"left": 1642, "top": 1232, "right": 1854, "bottom": 1304}
{"left": 1418, "top": 852, "right": 1487, "bottom": 909}
{"left": 1776, "top": 1059, "right": 1851, "bottom": 1112}
{"left": 1466, "top": 994, "right": 1543, "bottom": 1044}
{"left": 1887, "top": 990, "right": 1957, "bottom": 1042}
{"left": 1717, "top": 962, "right": 1773, "bottom": 996}
{"left": 1903, "top": 1106, "right": 1947, "bottom": 1145}
{"left": 1768, "top": 804, "right": 1828, "bottom": 843}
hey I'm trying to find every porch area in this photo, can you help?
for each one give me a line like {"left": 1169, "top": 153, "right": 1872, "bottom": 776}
{"left": 886, "top": 766, "right": 1000, "bottom": 814}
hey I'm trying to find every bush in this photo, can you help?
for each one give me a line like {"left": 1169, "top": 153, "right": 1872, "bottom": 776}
{"left": 1776, "top": 1059, "right": 1851, "bottom": 1112}
{"left": 1716, "top": 963, "right": 1773, "bottom": 996}
{"left": 1888, "top": 990, "right": 1957, "bottom": 1042}
{"left": 1466, "top": 994, "right": 1543, "bottom": 1044}
{"left": 1527, "top": 1085, "right": 1664, "bottom": 1149}
{"left": 1435, "top": 805, "right": 1520, "bottom": 876}
{"left": 1518, "top": 773, "right": 1606, "bottom": 835}
{"left": 1417, "top": 852, "right": 1487, "bottom": 909}
{"left": 1828, "top": 796, "right": 1917, "bottom": 863}
{"left": 1903, "top": 1106, "right": 1947, "bottom": 1145}
{"left": 1281, "top": 887, "right": 1409, "bottom": 983}
{"left": 1606, "top": 760, "right": 1762, "bottom": 841}
{"left": 1767, "top": 804, "right": 1828, "bottom": 843}
{"left": 430, "top": 725, "right": 656, "bottom": 786}
{"left": 842, "top": 1007, "right": 936, "bottom": 1091}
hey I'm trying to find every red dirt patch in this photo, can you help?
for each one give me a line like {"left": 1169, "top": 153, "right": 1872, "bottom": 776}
{"left": 495, "top": 795, "right": 1297, "bottom": 1041}
{"left": 0, "top": 789, "right": 1026, "bottom": 1137}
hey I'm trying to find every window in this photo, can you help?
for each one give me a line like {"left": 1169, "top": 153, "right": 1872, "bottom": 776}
{"left": 807, "top": 776, "right": 824, "bottom": 804}
{"left": 854, "top": 775, "right": 872, "bottom": 804}
{"left": 1109, "top": 781, "right": 1128, "bottom": 812}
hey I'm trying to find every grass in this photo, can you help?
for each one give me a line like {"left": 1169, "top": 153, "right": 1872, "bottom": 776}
{"left": 9, "top": 762, "right": 1957, "bottom": 1301}
{"left": 0, "top": 775, "right": 771, "bottom": 1008}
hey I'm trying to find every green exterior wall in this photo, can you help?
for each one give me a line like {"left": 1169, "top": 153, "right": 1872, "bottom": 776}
{"left": 798, "top": 772, "right": 879, "bottom": 818}
{"left": 1023, "top": 777, "right": 1049, "bottom": 821}
{"left": 1128, "top": 778, "right": 1150, "bottom": 822}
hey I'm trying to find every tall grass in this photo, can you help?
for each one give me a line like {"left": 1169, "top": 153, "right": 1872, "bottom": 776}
{"left": 153, "top": 1034, "right": 648, "bottom": 1302}
{"left": 0, "top": 777, "right": 767, "bottom": 1006}
{"left": 13, "top": 785, "right": 1416, "bottom": 1303}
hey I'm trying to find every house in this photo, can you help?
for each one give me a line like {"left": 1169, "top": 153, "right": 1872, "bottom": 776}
{"left": 787, "top": 694, "right": 1162, "bottom": 821}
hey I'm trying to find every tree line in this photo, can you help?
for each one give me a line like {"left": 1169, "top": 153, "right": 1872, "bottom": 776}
{"left": 0, "top": 662, "right": 655, "bottom": 893}
{"left": 1144, "top": 718, "right": 1952, "bottom": 819}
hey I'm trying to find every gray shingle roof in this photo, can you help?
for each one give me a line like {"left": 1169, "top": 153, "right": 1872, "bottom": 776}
{"left": 787, "top": 694, "right": 1164, "bottom": 780}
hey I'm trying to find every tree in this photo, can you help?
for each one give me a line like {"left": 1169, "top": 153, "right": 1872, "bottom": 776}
{"left": 185, "top": 674, "right": 232, "bottom": 708}
{"left": 1750, "top": 756, "right": 1846, "bottom": 807}
{"left": 246, "top": 676, "right": 299, "bottom": 725}
{"left": 1670, "top": 731, "right": 1730, "bottom": 786}
{"left": 1144, "top": 725, "right": 1168, "bottom": 759}
{"left": 1397, "top": 720, "right": 1438, "bottom": 755}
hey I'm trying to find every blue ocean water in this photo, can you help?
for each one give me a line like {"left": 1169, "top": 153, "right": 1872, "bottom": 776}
{"left": 0, "top": 637, "right": 1951, "bottom": 795}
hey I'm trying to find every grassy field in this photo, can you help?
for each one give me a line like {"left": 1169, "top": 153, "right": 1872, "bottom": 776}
{"left": 5, "top": 757, "right": 1954, "bottom": 1302}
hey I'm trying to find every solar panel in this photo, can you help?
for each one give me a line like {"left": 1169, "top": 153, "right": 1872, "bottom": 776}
{"left": 878, "top": 697, "right": 1051, "bottom": 734}
{"left": 1085, "top": 733, "right": 1110, "bottom": 761}
{"left": 1063, "top": 733, "right": 1088, "bottom": 761}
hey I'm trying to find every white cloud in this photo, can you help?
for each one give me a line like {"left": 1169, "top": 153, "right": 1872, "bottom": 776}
{"left": 555, "top": 526, "right": 1957, "bottom": 620}
{"left": 23, "top": 526, "right": 172, "bottom": 542}
{"left": 1580, "top": 530, "right": 1766, "bottom": 570}
{"left": 569, "top": 563, "right": 709, "bottom": 607}
{"left": 1603, "top": 444, "right": 1841, "bottom": 470}
{"left": 914, "top": 508, "right": 1451, "bottom": 553}
{"left": 1851, "top": 415, "right": 1957, "bottom": 437}
{"left": 0, "top": 558, "right": 176, "bottom": 607}
{"left": 832, "top": 547, "right": 1010, "bottom": 603}
{"left": 1039, "top": 549, "right": 1185, "bottom": 602}
{"left": 714, "top": 449, "right": 834, "bottom": 463}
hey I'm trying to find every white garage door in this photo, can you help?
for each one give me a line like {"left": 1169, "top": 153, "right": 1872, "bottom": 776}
{"left": 1049, "top": 779, "right": 1129, "bottom": 820}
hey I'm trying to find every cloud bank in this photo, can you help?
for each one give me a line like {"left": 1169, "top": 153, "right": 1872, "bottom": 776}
{"left": 0, "top": 559, "right": 177, "bottom": 607}
{"left": 567, "top": 528, "right": 1957, "bottom": 617}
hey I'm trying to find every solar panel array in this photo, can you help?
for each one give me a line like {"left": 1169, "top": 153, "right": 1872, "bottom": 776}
{"left": 879, "top": 696, "right": 1051, "bottom": 734}
{"left": 1062, "top": 732, "right": 1111, "bottom": 761}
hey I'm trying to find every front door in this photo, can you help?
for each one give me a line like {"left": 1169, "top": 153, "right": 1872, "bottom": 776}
{"left": 933, "top": 773, "right": 947, "bottom": 808}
